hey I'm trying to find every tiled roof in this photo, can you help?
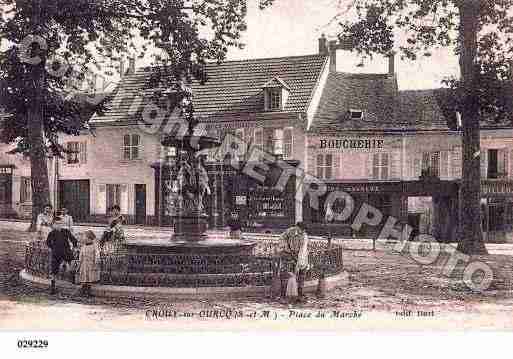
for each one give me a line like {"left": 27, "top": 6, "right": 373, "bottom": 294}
{"left": 396, "top": 90, "right": 449, "bottom": 130}
{"left": 310, "top": 72, "right": 449, "bottom": 133}
{"left": 263, "top": 76, "right": 291, "bottom": 90}
{"left": 91, "top": 54, "right": 328, "bottom": 124}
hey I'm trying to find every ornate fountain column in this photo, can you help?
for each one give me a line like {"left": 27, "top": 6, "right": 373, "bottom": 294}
{"left": 161, "top": 134, "right": 221, "bottom": 242}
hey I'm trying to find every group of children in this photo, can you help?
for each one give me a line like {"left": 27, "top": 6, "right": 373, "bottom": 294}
{"left": 38, "top": 204, "right": 124, "bottom": 296}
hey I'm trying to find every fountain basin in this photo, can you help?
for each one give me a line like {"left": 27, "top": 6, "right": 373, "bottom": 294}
{"left": 125, "top": 237, "right": 257, "bottom": 256}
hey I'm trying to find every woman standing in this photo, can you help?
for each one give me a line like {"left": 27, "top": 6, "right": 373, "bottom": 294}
{"left": 36, "top": 204, "right": 54, "bottom": 241}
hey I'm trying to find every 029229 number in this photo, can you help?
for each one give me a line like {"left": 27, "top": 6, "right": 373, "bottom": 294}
{"left": 17, "top": 339, "right": 48, "bottom": 349}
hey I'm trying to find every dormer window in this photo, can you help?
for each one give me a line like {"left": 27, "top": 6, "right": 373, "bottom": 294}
{"left": 269, "top": 88, "right": 281, "bottom": 110}
{"left": 263, "top": 76, "right": 291, "bottom": 112}
{"left": 349, "top": 109, "right": 363, "bottom": 120}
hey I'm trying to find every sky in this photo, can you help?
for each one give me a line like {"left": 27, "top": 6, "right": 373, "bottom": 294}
{"left": 219, "top": 0, "right": 461, "bottom": 90}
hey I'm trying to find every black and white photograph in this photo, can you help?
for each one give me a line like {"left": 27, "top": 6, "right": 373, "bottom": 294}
{"left": 1, "top": 0, "right": 513, "bottom": 354}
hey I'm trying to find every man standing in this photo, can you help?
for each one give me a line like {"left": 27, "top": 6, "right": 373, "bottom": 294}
{"left": 46, "top": 217, "right": 78, "bottom": 294}
{"left": 278, "top": 222, "right": 310, "bottom": 302}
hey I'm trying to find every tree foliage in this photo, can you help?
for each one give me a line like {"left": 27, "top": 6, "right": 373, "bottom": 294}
{"left": 0, "top": 0, "right": 264, "bottom": 227}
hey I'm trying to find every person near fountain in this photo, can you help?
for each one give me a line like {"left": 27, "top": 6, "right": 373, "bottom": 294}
{"left": 46, "top": 216, "right": 78, "bottom": 294}
{"left": 36, "top": 204, "right": 54, "bottom": 241}
{"left": 278, "top": 222, "right": 310, "bottom": 303}
{"left": 76, "top": 230, "right": 101, "bottom": 297}
{"left": 100, "top": 205, "right": 125, "bottom": 250}
{"left": 60, "top": 206, "right": 74, "bottom": 234}
{"left": 227, "top": 212, "right": 243, "bottom": 239}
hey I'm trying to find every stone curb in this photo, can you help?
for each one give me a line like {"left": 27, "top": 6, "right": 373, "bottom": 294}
{"left": 19, "top": 269, "right": 349, "bottom": 299}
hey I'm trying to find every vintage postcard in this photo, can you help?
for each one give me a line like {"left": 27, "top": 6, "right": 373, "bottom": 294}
{"left": 2, "top": 0, "right": 513, "bottom": 351}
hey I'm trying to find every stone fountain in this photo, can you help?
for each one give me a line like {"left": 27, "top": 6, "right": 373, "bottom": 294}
{"left": 124, "top": 121, "right": 257, "bottom": 257}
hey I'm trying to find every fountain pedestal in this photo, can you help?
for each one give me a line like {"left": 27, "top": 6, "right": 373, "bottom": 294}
{"left": 171, "top": 214, "right": 209, "bottom": 242}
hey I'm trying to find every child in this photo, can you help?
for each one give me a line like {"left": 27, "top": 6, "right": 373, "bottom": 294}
{"left": 77, "top": 230, "right": 100, "bottom": 296}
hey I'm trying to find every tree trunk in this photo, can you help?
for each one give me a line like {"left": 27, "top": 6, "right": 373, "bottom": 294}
{"left": 26, "top": 1, "right": 51, "bottom": 232}
{"left": 27, "top": 110, "right": 51, "bottom": 232}
{"left": 456, "top": 0, "right": 488, "bottom": 255}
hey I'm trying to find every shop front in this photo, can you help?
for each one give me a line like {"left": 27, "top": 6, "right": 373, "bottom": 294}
{"left": 303, "top": 178, "right": 460, "bottom": 241}
{"left": 481, "top": 180, "right": 513, "bottom": 242}
{"left": 152, "top": 159, "right": 300, "bottom": 232}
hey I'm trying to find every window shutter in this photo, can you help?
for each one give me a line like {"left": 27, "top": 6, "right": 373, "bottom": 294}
{"left": 452, "top": 148, "right": 462, "bottom": 178}
{"left": 480, "top": 149, "right": 488, "bottom": 178}
{"left": 440, "top": 151, "right": 449, "bottom": 179}
{"left": 97, "top": 184, "right": 106, "bottom": 214}
{"left": 510, "top": 150, "right": 513, "bottom": 178}
{"left": 499, "top": 149, "right": 507, "bottom": 178}
{"left": 134, "top": 134, "right": 142, "bottom": 160}
{"left": 80, "top": 142, "right": 87, "bottom": 163}
{"left": 316, "top": 154, "right": 323, "bottom": 178}
{"left": 284, "top": 127, "right": 293, "bottom": 159}
{"left": 123, "top": 134, "right": 130, "bottom": 160}
{"left": 333, "top": 153, "right": 340, "bottom": 179}
{"left": 254, "top": 128, "right": 263, "bottom": 149}
{"left": 504, "top": 149, "right": 509, "bottom": 178}
{"left": 390, "top": 151, "right": 401, "bottom": 179}
{"left": 413, "top": 153, "right": 422, "bottom": 179}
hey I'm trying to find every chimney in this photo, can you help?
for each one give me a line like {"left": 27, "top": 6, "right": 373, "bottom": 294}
{"left": 128, "top": 57, "right": 136, "bottom": 74}
{"left": 387, "top": 52, "right": 396, "bottom": 75}
{"left": 328, "top": 40, "right": 338, "bottom": 72}
{"left": 118, "top": 60, "right": 125, "bottom": 77}
{"left": 318, "top": 34, "right": 328, "bottom": 55}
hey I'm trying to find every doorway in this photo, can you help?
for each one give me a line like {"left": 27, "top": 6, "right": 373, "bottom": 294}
{"left": 135, "top": 184, "right": 147, "bottom": 225}
{"left": 59, "top": 180, "right": 90, "bottom": 222}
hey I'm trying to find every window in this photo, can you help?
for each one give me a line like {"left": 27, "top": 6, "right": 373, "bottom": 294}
{"left": 349, "top": 109, "right": 363, "bottom": 120}
{"left": 123, "top": 134, "right": 140, "bottom": 160}
{"left": 20, "top": 177, "right": 31, "bottom": 203}
{"left": 66, "top": 142, "right": 79, "bottom": 164}
{"left": 372, "top": 153, "right": 389, "bottom": 180}
{"left": 422, "top": 151, "right": 440, "bottom": 178}
{"left": 106, "top": 184, "right": 121, "bottom": 211}
{"left": 283, "top": 127, "right": 293, "bottom": 159}
{"left": 66, "top": 142, "right": 87, "bottom": 165}
{"left": 266, "top": 88, "right": 281, "bottom": 111}
{"left": 487, "top": 149, "right": 507, "bottom": 179}
{"left": 317, "top": 154, "right": 333, "bottom": 180}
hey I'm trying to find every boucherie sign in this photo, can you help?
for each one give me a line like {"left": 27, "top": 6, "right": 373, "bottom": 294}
{"left": 318, "top": 138, "right": 385, "bottom": 150}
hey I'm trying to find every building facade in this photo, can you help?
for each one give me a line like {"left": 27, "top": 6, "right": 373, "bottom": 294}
{"left": 2, "top": 38, "right": 513, "bottom": 241}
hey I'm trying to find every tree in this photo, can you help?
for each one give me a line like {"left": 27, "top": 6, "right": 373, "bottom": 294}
{"left": 0, "top": 0, "right": 256, "bottom": 230}
{"left": 329, "top": 0, "right": 513, "bottom": 254}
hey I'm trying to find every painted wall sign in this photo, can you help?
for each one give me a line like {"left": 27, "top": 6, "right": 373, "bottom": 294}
{"left": 319, "top": 138, "right": 384, "bottom": 150}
